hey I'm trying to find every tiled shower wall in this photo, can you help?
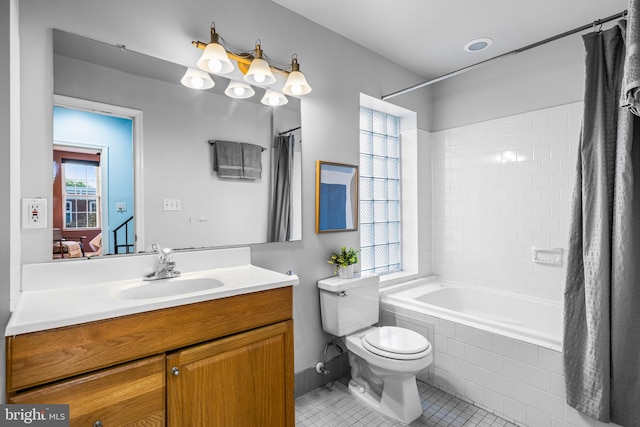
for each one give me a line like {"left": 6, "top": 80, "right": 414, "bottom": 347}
{"left": 431, "top": 102, "right": 583, "bottom": 302}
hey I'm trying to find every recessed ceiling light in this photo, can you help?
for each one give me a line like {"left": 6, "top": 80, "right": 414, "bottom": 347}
{"left": 464, "top": 37, "right": 493, "bottom": 52}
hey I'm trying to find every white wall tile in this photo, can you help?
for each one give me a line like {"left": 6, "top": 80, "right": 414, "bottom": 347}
{"left": 539, "top": 391, "right": 565, "bottom": 419}
{"left": 514, "top": 382, "right": 538, "bottom": 407}
{"left": 436, "top": 351, "right": 456, "bottom": 372}
{"left": 528, "top": 407, "right": 553, "bottom": 427}
{"left": 490, "top": 374, "right": 515, "bottom": 398}
{"left": 455, "top": 323, "right": 474, "bottom": 343}
{"left": 473, "top": 328, "right": 494, "bottom": 351}
{"left": 549, "top": 373, "right": 566, "bottom": 398}
{"left": 539, "top": 347, "right": 564, "bottom": 375}
{"left": 503, "top": 357, "right": 528, "bottom": 383}
{"left": 435, "top": 333, "right": 448, "bottom": 354}
{"left": 483, "top": 388, "right": 505, "bottom": 414}
{"left": 516, "top": 341, "right": 539, "bottom": 366}
{"left": 447, "top": 372, "right": 466, "bottom": 396}
{"left": 439, "top": 319, "right": 456, "bottom": 338}
{"left": 493, "top": 334, "right": 516, "bottom": 358}
{"left": 504, "top": 397, "right": 528, "bottom": 425}
{"left": 431, "top": 102, "right": 581, "bottom": 300}
{"left": 448, "top": 338, "right": 465, "bottom": 360}
{"left": 527, "top": 365, "right": 551, "bottom": 392}
{"left": 465, "top": 379, "right": 484, "bottom": 405}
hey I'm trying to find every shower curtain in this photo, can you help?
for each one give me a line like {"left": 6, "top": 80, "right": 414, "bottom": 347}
{"left": 564, "top": 23, "right": 640, "bottom": 426}
{"left": 268, "top": 134, "right": 295, "bottom": 242}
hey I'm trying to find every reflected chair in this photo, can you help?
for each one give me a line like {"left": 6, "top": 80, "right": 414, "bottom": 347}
{"left": 53, "top": 228, "right": 86, "bottom": 258}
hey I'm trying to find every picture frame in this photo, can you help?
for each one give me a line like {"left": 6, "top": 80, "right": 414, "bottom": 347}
{"left": 315, "top": 161, "right": 359, "bottom": 233}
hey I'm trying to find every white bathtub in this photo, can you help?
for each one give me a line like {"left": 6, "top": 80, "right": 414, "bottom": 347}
{"left": 380, "top": 278, "right": 574, "bottom": 426}
{"left": 383, "top": 278, "right": 562, "bottom": 351}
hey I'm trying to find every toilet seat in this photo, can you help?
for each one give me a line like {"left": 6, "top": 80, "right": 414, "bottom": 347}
{"left": 362, "top": 326, "right": 431, "bottom": 360}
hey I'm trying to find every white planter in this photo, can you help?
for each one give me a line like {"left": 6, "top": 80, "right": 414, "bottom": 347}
{"left": 338, "top": 264, "right": 354, "bottom": 279}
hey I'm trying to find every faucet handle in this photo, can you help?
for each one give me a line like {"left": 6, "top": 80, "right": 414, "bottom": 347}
{"left": 159, "top": 247, "right": 174, "bottom": 263}
{"left": 146, "top": 243, "right": 162, "bottom": 253}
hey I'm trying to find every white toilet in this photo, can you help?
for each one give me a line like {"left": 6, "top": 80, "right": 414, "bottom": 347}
{"left": 318, "top": 274, "right": 433, "bottom": 424}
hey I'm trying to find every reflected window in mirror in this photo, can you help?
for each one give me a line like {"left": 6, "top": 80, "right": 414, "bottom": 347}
{"left": 62, "top": 160, "right": 100, "bottom": 229}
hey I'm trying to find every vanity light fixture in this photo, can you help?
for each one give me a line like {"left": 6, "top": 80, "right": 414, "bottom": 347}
{"left": 181, "top": 67, "right": 215, "bottom": 90}
{"left": 282, "top": 55, "right": 312, "bottom": 96}
{"left": 196, "top": 27, "right": 235, "bottom": 74}
{"left": 224, "top": 80, "right": 255, "bottom": 99}
{"left": 261, "top": 89, "right": 288, "bottom": 106}
{"left": 185, "top": 22, "right": 312, "bottom": 103}
{"left": 244, "top": 42, "right": 277, "bottom": 86}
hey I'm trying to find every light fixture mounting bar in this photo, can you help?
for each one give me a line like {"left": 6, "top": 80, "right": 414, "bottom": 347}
{"left": 191, "top": 40, "right": 291, "bottom": 77}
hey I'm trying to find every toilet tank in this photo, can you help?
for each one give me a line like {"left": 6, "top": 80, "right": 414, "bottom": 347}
{"left": 318, "top": 274, "right": 380, "bottom": 336}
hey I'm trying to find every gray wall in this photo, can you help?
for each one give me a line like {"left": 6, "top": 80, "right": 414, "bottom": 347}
{"left": 431, "top": 31, "right": 586, "bottom": 131}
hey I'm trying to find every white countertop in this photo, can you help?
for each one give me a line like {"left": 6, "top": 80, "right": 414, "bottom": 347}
{"left": 6, "top": 264, "right": 298, "bottom": 336}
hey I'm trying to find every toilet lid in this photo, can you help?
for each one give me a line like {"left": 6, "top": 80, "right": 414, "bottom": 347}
{"left": 363, "top": 326, "right": 430, "bottom": 356}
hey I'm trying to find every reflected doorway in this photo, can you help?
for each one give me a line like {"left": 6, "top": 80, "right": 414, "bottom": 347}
{"left": 53, "top": 102, "right": 137, "bottom": 259}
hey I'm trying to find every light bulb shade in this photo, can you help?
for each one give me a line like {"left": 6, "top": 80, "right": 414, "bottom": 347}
{"left": 224, "top": 81, "right": 255, "bottom": 99}
{"left": 261, "top": 89, "right": 288, "bottom": 107}
{"left": 244, "top": 57, "right": 276, "bottom": 86}
{"left": 181, "top": 68, "right": 215, "bottom": 90}
{"left": 282, "top": 70, "right": 312, "bottom": 96}
{"left": 197, "top": 42, "right": 234, "bottom": 74}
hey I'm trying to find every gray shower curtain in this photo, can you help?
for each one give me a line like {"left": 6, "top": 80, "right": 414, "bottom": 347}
{"left": 564, "top": 24, "right": 640, "bottom": 426}
{"left": 268, "top": 134, "right": 295, "bottom": 242}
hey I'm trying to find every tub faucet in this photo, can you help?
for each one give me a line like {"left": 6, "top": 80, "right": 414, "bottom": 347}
{"left": 144, "top": 246, "right": 181, "bottom": 281}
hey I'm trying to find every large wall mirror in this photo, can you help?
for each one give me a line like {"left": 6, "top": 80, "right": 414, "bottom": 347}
{"left": 51, "top": 30, "right": 302, "bottom": 260}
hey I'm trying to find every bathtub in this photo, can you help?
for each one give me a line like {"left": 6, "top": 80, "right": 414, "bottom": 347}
{"left": 380, "top": 278, "right": 570, "bottom": 426}
{"left": 382, "top": 278, "right": 563, "bottom": 351}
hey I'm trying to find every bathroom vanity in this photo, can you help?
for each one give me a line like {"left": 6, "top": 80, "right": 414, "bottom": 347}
{"left": 5, "top": 248, "right": 297, "bottom": 426}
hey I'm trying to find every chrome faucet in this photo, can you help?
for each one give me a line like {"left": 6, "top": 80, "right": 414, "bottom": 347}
{"left": 144, "top": 246, "right": 181, "bottom": 281}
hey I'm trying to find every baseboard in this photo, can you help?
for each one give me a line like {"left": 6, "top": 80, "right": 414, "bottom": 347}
{"left": 294, "top": 352, "right": 350, "bottom": 397}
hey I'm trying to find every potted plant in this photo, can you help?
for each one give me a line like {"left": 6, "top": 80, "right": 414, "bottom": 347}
{"left": 327, "top": 246, "right": 359, "bottom": 279}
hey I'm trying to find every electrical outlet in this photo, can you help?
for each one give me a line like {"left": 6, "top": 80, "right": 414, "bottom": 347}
{"left": 23, "top": 198, "right": 47, "bottom": 229}
{"left": 163, "top": 198, "right": 182, "bottom": 211}
{"left": 116, "top": 202, "right": 127, "bottom": 212}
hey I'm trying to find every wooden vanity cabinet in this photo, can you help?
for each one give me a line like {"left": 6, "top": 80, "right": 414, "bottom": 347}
{"left": 6, "top": 286, "right": 294, "bottom": 427}
{"left": 167, "top": 320, "right": 293, "bottom": 426}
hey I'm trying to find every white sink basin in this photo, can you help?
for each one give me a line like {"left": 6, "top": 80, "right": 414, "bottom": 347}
{"left": 117, "top": 277, "right": 224, "bottom": 300}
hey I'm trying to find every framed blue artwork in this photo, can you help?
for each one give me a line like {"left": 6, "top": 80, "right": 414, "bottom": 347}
{"left": 315, "top": 161, "right": 359, "bottom": 233}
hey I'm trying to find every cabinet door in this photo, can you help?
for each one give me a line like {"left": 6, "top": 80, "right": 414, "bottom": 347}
{"left": 167, "top": 320, "right": 294, "bottom": 427}
{"left": 9, "top": 355, "right": 165, "bottom": 427}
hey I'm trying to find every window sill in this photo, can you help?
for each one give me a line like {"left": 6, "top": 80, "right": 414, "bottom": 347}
{"left": 378, "top": 270, "right": 420, "bottom": 291}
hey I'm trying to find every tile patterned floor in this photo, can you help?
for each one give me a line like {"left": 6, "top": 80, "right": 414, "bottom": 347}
{"left": 296, "top": 380, "right": 518, "bottom": 427}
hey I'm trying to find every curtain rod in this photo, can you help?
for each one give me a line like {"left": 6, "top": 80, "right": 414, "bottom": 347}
{"left": 382, "top": 10, "right": 628, "bottom": 101}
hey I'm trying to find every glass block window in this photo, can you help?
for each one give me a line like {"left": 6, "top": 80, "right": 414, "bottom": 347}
{"left": 360, "top": 107, "right": 401, "bottom": 274}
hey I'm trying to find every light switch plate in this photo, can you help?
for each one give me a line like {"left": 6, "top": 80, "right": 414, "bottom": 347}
{"left": 23, "top": 198, "right": 47, "bottom": 229}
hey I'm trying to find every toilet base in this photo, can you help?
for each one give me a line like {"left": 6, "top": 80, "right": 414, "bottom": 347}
{"left": 348, "top": 373, "right": 423, "bottom": 424}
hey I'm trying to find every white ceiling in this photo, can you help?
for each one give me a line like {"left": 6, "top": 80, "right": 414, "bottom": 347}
{"left": 273, "top": 0, "right": 628, "bottom": 80}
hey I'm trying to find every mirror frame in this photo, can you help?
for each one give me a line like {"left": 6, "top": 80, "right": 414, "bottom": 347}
{"left": 315, "top": 161, "right": 359, "bottom": 233}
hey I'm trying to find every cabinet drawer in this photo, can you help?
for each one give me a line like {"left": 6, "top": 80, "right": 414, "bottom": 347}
{"left": 7, "top": 286, "right": 292, "bottom": 392}
{"left": 9, "top": 355, "right": 165, "bottom": 427}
